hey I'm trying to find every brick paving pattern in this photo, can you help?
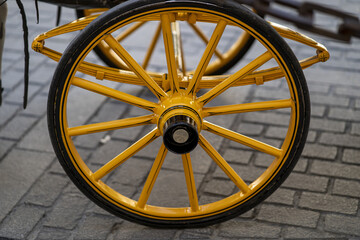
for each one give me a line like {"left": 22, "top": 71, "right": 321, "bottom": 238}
{"left": 1, "top": 0, "right": 360, "bottom": 239}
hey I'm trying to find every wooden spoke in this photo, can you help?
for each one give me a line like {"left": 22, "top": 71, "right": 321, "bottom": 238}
{"left": 72, "top": 77, "right": 158, "bottom": 112}
{"left": 161, "top": 14, "right": 180, "bottom": 94}
{"left": 67, "top": 115, "right": 155, "bottom": 136}
{"left": 104, "top": 35, "right": 168, "bottom": 100}
{"left": 142, "top": 22, "right": 162, "bottom": 69}
{"left": 137, "top": 144, "right": 168, "bottom": 209}
{"left": 203, "top": 121, "right": 283, "bottom": 158}
{"left": 203, "top": 99, "right": 294, "bottom": 117}
{"left": 182, "top": 153, "right": 199, "bottom": 212}
{"left": 199, "top": 135, "right": 250, "bottom": 193}
{"left": 197, "top": 51, "right": 273, "bottom": 106}
{"left": 92, "top": 128, "right": 160, "bottom": 181}
{"left": 186, "top": 20, "right": 227, "bottom": 96}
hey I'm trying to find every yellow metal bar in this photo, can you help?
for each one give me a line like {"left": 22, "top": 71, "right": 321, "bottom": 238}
{"left": 137, "top": 144, "right": 168, "bottom": 209}
{"left": 67, "top": 115, "right": 155, "bottom": 136}
{"left": 142, "top": 22, "right": 162, "bottom": 69}
{"left": 203, "top": 121, "right": 282, "bottom": 158}
{"left": 115, "top": 21, "right": 146, "bottom": 42}
{"left": 171, "top": 21, "right": 186, "bottom": 75}
{"left": 188, "top": 23, "right": 224, "bottom": 60}
{"left": 104, "top": 35, "right": 168, "bottom": 100}
{"left": 72, "top": 77, "right": 158, "bottom": 112}
{"left": 199, "top": 135, "right": 250, "bottom": 193}
{"left": 182, "top": 153, "right": 199, "bottom": 212}
{"left": 161, "top": 14, "right": 180, "bottom": 94}
{"left": 197, "top": 51, "right": 272, "bottom": 106}
{"left": 186, "top": 20, "right": 227, "bottom": 96}
{"left": 92, "top": 128, "right": 160, "bottom": 181}
{"left": 203, "top": 99, "right": 294, "bottom": 117}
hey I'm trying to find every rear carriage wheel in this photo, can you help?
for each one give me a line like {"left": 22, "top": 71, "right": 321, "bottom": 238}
{"left": 76, "top": 6, "right": 261, "bottom": 75}
{"left": 49, "top": 0, "right": 310, "bottom": 227}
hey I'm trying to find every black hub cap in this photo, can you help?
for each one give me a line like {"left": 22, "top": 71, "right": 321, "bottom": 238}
{"left": 163, "top": 115, "right": 199, "bottom": 154}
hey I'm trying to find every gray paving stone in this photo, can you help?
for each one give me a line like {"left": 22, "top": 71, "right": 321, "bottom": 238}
{"left": 219, "top": 220, "right": 281, "bottom": 238}
{"left": 302, "top": 143, "right": 337, "bottom": 159}
{"left": 283, "top": 226, "right": 344, "bottom": 239}
{"left": 257, "top": 204, "right": 320, "bottom": 228}
{"left": 44, "top": 192, "right": 89, "bottom": 230}
{"left": 0, "top": 149, "right": 53, "bottom": 222}
{"left": 332, "top": 179, "right": 360, "bottom": 198}
{"left": 310, "top": 94, "right": 349, "bottom": 107}
{"left": 74, "top": 214, "right": 119, "bottom": 240}
{"left": 264, "top": 188, "right": 295, "bottom": 205}
{"left": 204, "top": 179, "right": 235, "bottom": 196}
{"left": 213, "top": 164, "right": 264, "bottom": 183}
{"left": 334, "top": 86, "right": 360, "bottom": 97}
{"left": 236, "top": 122, "right": 264, "bottom": 136}
{"left": 223, "top": 148, "right": 252, "bottom": 164}
{"left": 329, "top": 108, "right": 360, "bottom": 121}
{"left": 282, "top": 172, "right": 329, "bottom": 192}
{"left": 293, "top": 157, "right": 309, "bottom": 172}
{"left": 0, "top": 103, "right": 18, "bottom": 127}
{"left": 342, "top": 148, "right": 360, "bottom": 164}
{"left": 356, "top": 99, "right": 360, "bottom": 109}
{"left": 0, "top": 115, "right": 37, "bottom": 140}
{"left": 351, "top": 123, "right": 360, "bottom": 135}
{"left": 311, "top": 160, "right": 360, "bottom": 180}
{"left": 299, "top": 192, "right": 358, "bottom": 214}
{"left": 21, "top": 93, "right": 48, "bottom": 117}
{"left": 320, "top": 133, "right": 360, "bottom": 148}
{"left": 0, "top": 205, "right": 45, "bottom": 240}
{"left": 24, "top": 173, "right": 68, "bottom": 207}
{"left": 0, "top": 138, "right": 14, "bottom": 159}
{"left": 244, "top": 112, "right": 290, "bottom": 126}
{"left": 310, "top": 105, "right": 327, "bottom": 117}
{"left": 17, "top": 117, "right": 53, "bottom": 152}
{"left": 36, "top": 228, "right": 72, "bottom": 240}
{"left": 310, "top": 118, "right": 346, "bottom": 132}
{"left": 114, "top": 222, "right": 177, "bottom": 240}
{"left": 325, "top": 214, "right": 360, "bottom": 236}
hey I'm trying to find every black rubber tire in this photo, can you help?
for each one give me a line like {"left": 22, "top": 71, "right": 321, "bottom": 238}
{"left": 75, "top": 7, "right": 263, "bottom": 75}
{"left": 49, "top": 0, "right": 310, "bottom": 228}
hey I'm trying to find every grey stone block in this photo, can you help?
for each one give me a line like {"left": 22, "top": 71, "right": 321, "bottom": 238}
{"left": 44, "top": 192, "right": 89, "bottom": 230}
{"left": 282, "top": 172, "right": 329, "bottom": 192}
{"left": 0, "top": 115, "right": 37, "bottom": 140}
{"left": 204, "top": 179, "right": 235, "bottom": 196}
{"left": 74, "top": 215, "right": 119, "bottom": 240}
{"left": 257, "top": 204, "right": 320, "bottom": 228}
{"left": 342, "top": 148, "right": 360, "bottom": 164}
{"left": 219, "top": 220, "right": 281, "bottom": 238}
{"left": 333, "top": 179, "right": 360, "bottom": 198}
{"left": 24, "top": 173, "right": 68, "bottom": 207}
{"left": 320, "top": 133, "right": 360, "bottom": 148}
{"left": 351, "top": 123, "right": 360, "bottom": 135}
{"left": 329, "top": 108, "right": 360, "bottom": 121}
{"left": 299, "top": 192, "right": 358, "bottom": 214}
{"left": 284, "top": 226, "right": 344, "bottom": 239}
{"left": 325, "top": 214, "right": 360, "bottom": 236}
{"left": 264, "top": 188, "right": 295, "bottom": 205}
{"left": 302, "top": 143, "right": 337, "bottom": 159}
{"left": 311, "top": 160, "right": 360, "bottom": 180}
{"left": 0, "top": 149, "right": 53, "bottom": 222}
{"left": 0, "top": 205, "right": 45, "bottom": 240}
{"left": 310, "top": 118, "right": 346, "bottom": 132}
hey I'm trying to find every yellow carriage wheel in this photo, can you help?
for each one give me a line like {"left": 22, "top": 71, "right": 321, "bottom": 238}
{"left": 49, "top": 0, "right": 310, "bottom": 227}
{"left": 76, "top": 6, "right": 261, "bottom": 75}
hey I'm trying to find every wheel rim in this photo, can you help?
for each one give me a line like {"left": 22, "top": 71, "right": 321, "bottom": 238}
{"left": 79, "top": 8, "right": 255, "bottom": 75}
{"left": 55, "top": 6, "right": 304, "bottom": 221}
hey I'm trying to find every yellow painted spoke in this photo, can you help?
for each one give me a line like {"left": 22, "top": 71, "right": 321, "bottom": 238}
{"left": 161, "top": 14, "right": 180, "bottom": 94}
{"left": 93, "top": 128, "right": 160, "bottom": 181}
{"left": 203, "top": 99, "right": 294, "bottom": 117}
{"left": 142, "top": 22, "right": 162, "bottom": 69}
{"left": 104, "top": 35, "right": 168, "bottom": 100}
{"left": 199, "top": 135, "right": 250, "bottom": 193}
{"left": 187, "top": 20, "right": 227, "bottom": 96}
{"left": 137, "top": 144, "right": 168, "bottom": 209}
{"left": 115, "top": 21, "right": 146, "bottom": 42}
{"left": 188, "top": 23, "right": 224, "bottom": 60}
{"left": 203, "top": 121, "right": 282, "bottom": 158}
{"left": 197, "top": 51, "right": 273, "bottom": 106}
{"left": 72, "top": 77, "right": 158, "bottom": 112}
{"left": 182, "top": 153, "right": 199, "bottom": 212}
{"left": 67, "top": 115, "right": 155, "bottom": 136}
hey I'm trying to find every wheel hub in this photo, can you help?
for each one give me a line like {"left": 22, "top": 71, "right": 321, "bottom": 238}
{"left": 163, "top": 115, "right": 199, "bottom": 154}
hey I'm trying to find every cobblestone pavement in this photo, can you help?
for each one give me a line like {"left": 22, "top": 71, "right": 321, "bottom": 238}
{"left": 1, "top": 0, "right": 360, "bottom": 239}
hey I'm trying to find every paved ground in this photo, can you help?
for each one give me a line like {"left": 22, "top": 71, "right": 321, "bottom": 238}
{"left": 1, "top": 0, "right": 360, "bottom": 239}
